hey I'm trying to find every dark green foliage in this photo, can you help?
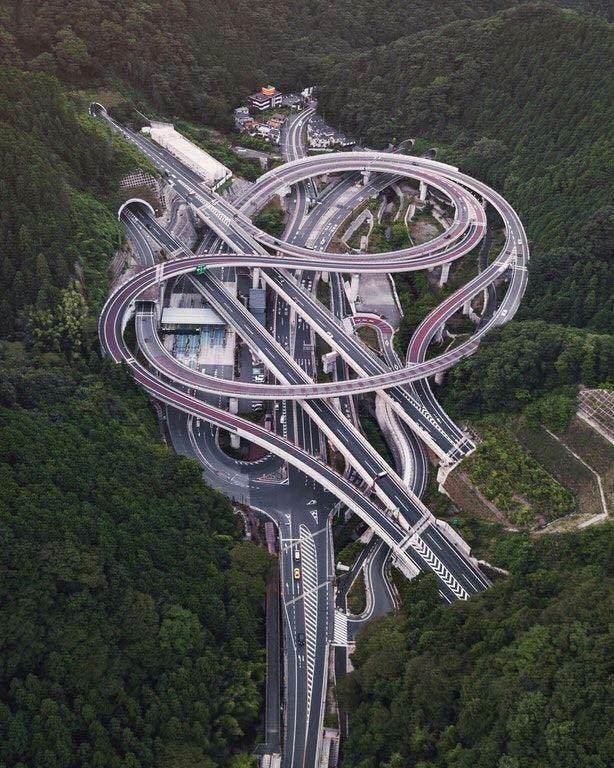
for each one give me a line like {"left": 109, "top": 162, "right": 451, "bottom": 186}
{"left": 338, "top": 526, "right": 613, "bottom": 768}
{"left": 319, "top": 5, "right": 613, "bottom": 330}
{"left": 441, "top": 321, "right": 613, "bottom": 416}
{"left": 0, "top": 66, "right": 148, "bottom": 340}
{"left": 253, "top": 208, "right": 285, "bottom": 238}
{"left": 1, "top": 1, "right": 609, "bottom": 127}
{"left": 519, "top": 206, "right": 613, "bottom": 333}
{"left": 0, "top": 346, "right": 272, "bottom": 767}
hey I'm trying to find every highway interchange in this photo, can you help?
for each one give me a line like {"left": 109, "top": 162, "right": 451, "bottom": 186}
{"left": 92, "top": 102, "right": 529, "bottom": 767}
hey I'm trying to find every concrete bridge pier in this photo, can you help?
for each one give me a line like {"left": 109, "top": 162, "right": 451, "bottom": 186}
{"left": 278, "top": 185, "right": 292, "bottom": 210}
{"left": 463, "top": 298, "right": 480, "bottom": 323}
{"left": 348, "top": 274, "right": 360, "bottom": 303}
{"left": 361, "top": 170, "right": 371, "bottom": 186}
{"left": 252, "top": 268, "right": 261, "bottom": 289}
{"left": 439, "top": 262, "right": 450, "bottom": 287}
{"left": 419, "top": 180, "right": 428, "bottom": 201}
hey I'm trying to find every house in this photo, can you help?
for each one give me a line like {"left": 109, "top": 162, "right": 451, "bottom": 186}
{"left": 249, "top": 85, "right": 283, "bottom": 112}
{"left": 234, "top": 106, "right": 250, "bottom": 129}
{"left": 307, "top": 115, "right": 354, "bottom": 150}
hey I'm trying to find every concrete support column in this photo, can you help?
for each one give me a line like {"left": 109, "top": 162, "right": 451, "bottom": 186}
{"left": 278, "top": 185, "right": 292, "bottom": 211}
{"left": 462, "top": 299, "right": 471, "bottom": 316}
{"left": 348, "top": 273, "right": 360, "bottom": 303}
{"left": 252, "top": 268, "right": 261, "bottom": 289}
{"left": 435, "top": 323, "right": 445, "bottom": 343}
{"left": 434, "top": 371, "right": 445, "bottom": 386}
{"left": 230, "top": 433, "right": 241, "bottom": 449}
{"left": 322, "top": 351, "right": 338, "bottom": 375}
{"left": 439, "top": 262, "right": 450, "bottom": 287}
{"left": 361, "top": 170, "right": 371, "bottom": 186}
{"left": 393, "top": 554, "right": 420, "bottom": 580}
{"left": 229, "top": 398, "right": 239, "bottom": 415}
{"left": 419, "top": 180, "right": 428, "bottom": 201}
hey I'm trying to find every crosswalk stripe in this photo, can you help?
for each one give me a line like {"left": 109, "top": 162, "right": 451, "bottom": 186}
{"left": 299, "top": 525, "right": 319, "bottom": 720}
{"left": 332, "top": 610, "right": 348, "bottom": 646}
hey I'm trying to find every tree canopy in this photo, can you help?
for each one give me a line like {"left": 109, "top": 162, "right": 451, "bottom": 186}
{"left": 0, "top": 346, "right": 272, "bottom": 767}
{"left": 338, "top": 526, "right": 613, "bottom": 768}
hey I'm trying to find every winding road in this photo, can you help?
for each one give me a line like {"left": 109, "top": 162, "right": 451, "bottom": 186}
{"left": 92, "top": 101, "right": 529, "bottom": 767}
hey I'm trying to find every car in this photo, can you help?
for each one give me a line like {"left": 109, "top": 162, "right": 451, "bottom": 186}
{"left": 294, "top": 547, "right": 301, "bottom": 561}
{"left": 307, "top": 499, "right": 317, "bottom": 506}
{"left": 296, "top": 632, "right": 305, "bottom": 647}
{"left": 294, "top": 567, "right": 301, "bottom": 580}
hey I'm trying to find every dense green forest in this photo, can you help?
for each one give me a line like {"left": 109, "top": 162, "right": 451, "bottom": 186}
{"left": 441, "top": 320, "right": 613, "bottom": 417}
{"left": 318, "top": 5, "right": 613, "bottom": 333}
{"left": 0, "top": 345, "right": 271, "bottom": 767}
{"left": 0, "top": 66, "right": 149, "bottom": 340}
{"left": 0, "top": 1, "right": 610, "bottom": 127}
{"left": 338, "top": 526, "right": 612, "bottom": 768}
{"left": 0, "top": 33, "right": 273, "bottom": 768}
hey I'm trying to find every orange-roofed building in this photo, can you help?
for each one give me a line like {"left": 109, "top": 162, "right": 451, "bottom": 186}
{"left": 249, "top": 85, "right": 283, "bottom": 112}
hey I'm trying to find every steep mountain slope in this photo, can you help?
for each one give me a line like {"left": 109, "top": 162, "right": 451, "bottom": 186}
{"left": 319, "top": 4, "right": 613, "bottom": 331}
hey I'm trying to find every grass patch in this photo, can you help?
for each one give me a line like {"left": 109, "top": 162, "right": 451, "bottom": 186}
{"left": 253, "top": 199, "right": 284, "bottom": 237}
{"left": 316, "top": 277, "right": 331, "bottom": 309}
{"left": 559, "top": 416, "right": 614, "bottom": 477}
{"left": 356, "top": 325, "right": 380, "bottom": 351}
{"left": 337, "top": 539, "right": 366, "bottom": 568}
{"left": 514, "top": 421, "right": 604, "bottom": 517}
{"left": 465, "top": 422, "right": 576, "bottom": 527}
{"left": 357, "top": 397, "right": 394, "bottom": 465}
{"left": 347, "top": 571, "right": 367, "bottom": 615}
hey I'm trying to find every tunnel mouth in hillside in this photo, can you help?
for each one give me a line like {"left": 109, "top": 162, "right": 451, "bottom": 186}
{"left": 118, "top": 198, "right": 156, "bottom": 221}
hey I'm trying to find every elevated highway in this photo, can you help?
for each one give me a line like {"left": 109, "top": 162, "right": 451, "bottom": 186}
{"left": 94, "top": 101, "right": 528, "bottom": 765}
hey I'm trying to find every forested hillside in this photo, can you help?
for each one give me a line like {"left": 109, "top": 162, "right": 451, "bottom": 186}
{"left": 0, "top": 1, "right": 610, "bottom": 127}
{"left": 441, "top": 321, "right": 613, "bottom": 418}
{"left": 0, "top": 66, "right": 149, "bottom": 340}
{"left": 0, "top": 37, "right": 271, "bottom": 768}
{"left": 319, "top": 4, "right": 613, "bottom": 332}
{"left": 338, "top": 527, "right": 612, "bottom": 768}
{"left": 0, "top": 347, "right": 272, "bottom": 767}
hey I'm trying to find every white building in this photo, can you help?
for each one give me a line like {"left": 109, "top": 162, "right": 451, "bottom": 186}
{"left": 249, "top": 85, "right": 283, "bottom": 112}
{"left": 143, "top": 122, "right": 232, "bottom": 189}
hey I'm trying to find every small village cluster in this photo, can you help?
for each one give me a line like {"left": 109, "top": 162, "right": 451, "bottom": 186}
{"left": 234, "top": 85, "right": 353, "bottom": 149}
